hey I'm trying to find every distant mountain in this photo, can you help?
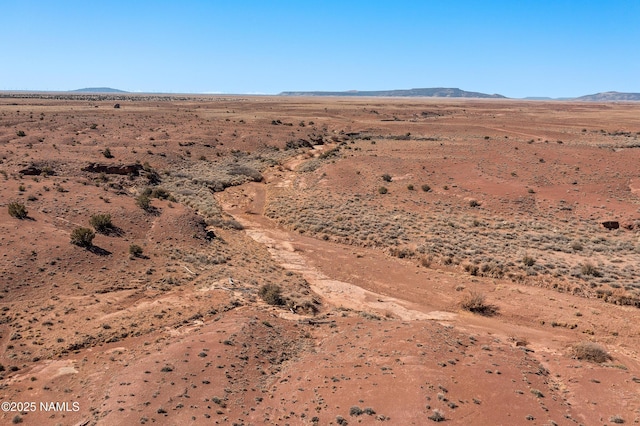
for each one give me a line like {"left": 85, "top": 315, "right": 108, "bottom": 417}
{"left": 71, "top": 87, "right": 128, "bottom": 93}
{"left": 521, "top": 96, "right": 574, "bottom": 101}
{"left": 280, "top": 88, "right": 506, "bottom": 98}
{"left": 574, "top": 91, "right": 640, "bottom": 102}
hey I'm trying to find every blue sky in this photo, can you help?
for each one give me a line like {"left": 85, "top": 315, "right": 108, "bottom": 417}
{"left": 1, "top": 1, "right": 638, "bottom": 97}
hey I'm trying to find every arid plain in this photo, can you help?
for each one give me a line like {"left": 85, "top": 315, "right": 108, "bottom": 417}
{"left": 1, "top": 94, "right": 640, "bottom": 425}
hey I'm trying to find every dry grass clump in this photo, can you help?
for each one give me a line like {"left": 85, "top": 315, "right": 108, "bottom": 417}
{"left": 460, "top": 291, "right": 498, "bottom": 316}
{"left": 571, "top": 341, "right": 612, "bottom": 363}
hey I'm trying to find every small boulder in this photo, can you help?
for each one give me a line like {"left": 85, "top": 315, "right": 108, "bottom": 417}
{"left": 602, "top": 221, "right": 620, "bottom": 230}
{"left": 19, "top": 165, "right": 42, "bottom": 175}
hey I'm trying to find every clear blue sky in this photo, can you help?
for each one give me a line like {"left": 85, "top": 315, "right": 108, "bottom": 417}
{"left": 2, "top": 1, "right": 638, "bottom": 98}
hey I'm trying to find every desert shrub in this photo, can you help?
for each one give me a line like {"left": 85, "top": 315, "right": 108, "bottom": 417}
{"left": 129, "top": 244, "right": 144, "bottom": 257}
{"left": 460, "top": 291, "right": 498, "bottom": 316}
{"left": 428, "top": 409, "right": 445, "bottom": 422}
{"left": 89, "top": 213, "right": 113, "bottom": 233}
{"left": 142, "top": 162, "right": 161, "bottom": 184}
{"left": 381, "top": 173, "right": 392, "bottom": 182}
{"left": 522, "top": 255, "right": 536, "bottom": 267}
{"left": 349, "top": 406, "right": 363, "bottom": 416}
{"left": 609, "top": 415, "right": 625, "bottom": 424}
{"left": 150, "top": 187, "right": 171, "bottom": 199}
{"left": 469, "top": 199, "right": 480, "bottom": 207}
{"left": 581, "top": 262, "right": 602, "bottom": 277}
{"left": 259, "top": 283, "right": 284, "bottom": 306}
{"left": 102, "top": 147, "right": 114, "bottom": 158}
{"left": 421, "top": 184, "right": 431, "bottom": 192}
{"left": 390, "top": 247, "right": 414, "bottom": 258}
{"left": 205, "top": 217, "right": 244, "bottom": 230}
{"left": 464, "top": 263, "right": 479, "bottom": 276}
{"left": 136, "top": 194, "right": 152, "bottom": 212}
{"left": 228, "top": 165, "right": 263, "bottom": 182}
{"left": 70, "top": 227, "right": 95, "bottom": 247}
{"left": 378, "top": 186, "right": 388, "bottom": 194}
{"left": 530, "top": 389, "right": 544, "bottom": 398}
{"left": 407, "top": 184, "right": 414, "bottom": 190}
{"left": 571, "top": 341, "right": 612, "bottom": 363}
{"left": 16, "top": 130, "right": 26, "bottom": 137}
{"left": 8, "top": 201, "right": 28, "bottom": 219}
{"left": 319, "top": 147, "right": 340, "bottom": 159}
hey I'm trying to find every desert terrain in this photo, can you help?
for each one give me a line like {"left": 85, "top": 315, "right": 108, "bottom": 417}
{"left": 1, "top": 94, "right": 639, "bottom": 425}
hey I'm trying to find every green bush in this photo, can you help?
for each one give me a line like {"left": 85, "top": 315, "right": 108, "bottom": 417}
{"left": 381, "top": 173, "right": 392, "bottom": 182}
{"left": 70, "top": 227, "right": 95, "bottom": 247}
{"left": 89, "top": 213, "right": 113, "bottom": 233}
{"left": 8, "top": 201, "right": 28, "bottom": 219}
{"left": 421, "top": 184, "right": 431, "bottom": 192}
{"left": 378, "top": 186, "right": 388, "bottom": 194}
{"left": 16, "top": 130, "right": 26, "bottom": 137}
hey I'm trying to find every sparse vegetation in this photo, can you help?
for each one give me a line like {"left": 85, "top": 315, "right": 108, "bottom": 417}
{"left": 16, "top": 130, "right": 26, "bottom": 137}
{"left": 349, "top": 406, "right": 363, "bottom": 416}
{"left": 8, "top": 201, "right": 28, "bottom": 219}
{"left": 89, "top": 213, "right": 113, "bottom": 233}
{"left": 129, "top": 244, "right": 144, "bottom": 257}
{"left": 381, "top": 173, "right": 392, "bottom": 182}
{"left": 581, "top": 262, "right": 602, "bottom": 277}
{"left": 460, "top": 291, "right": 498, "bottom": 316}
{"left": 378, "top": 186, "right": 388, "bottom": 194}
{"left": 571, "top": 341, "right": 612, "bottom": 363}
{"left": 70, "top": 227, "right": 95, "bottom": 247}
{"left": 259, "top": 283, "right": 285, "bottom": 306}
{"left": 428, "top": 409, "right": 445, "bottom": 422}
{"left": 136, "top": 194, "right": 153, "bottom": 212}
{"left": 421, "top": 184, "right": 431, "bottom": 192}
{"left": 102, "top": 147, "right": 114, "bottom": 158}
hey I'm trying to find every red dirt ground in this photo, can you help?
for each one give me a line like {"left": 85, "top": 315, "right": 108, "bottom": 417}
{"left": 1, "top": 94, "right": 639, "bottom": 425}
